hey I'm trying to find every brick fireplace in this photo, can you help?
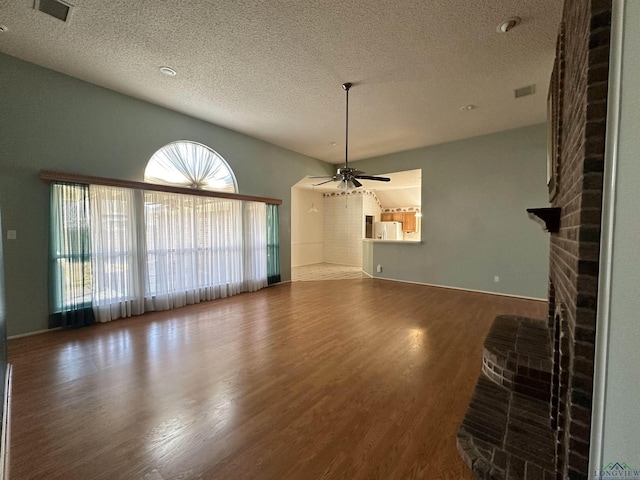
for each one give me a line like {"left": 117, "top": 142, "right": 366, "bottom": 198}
{"left": 548, "top": 0, "right": 611, "bottom": 477}
{"left": 457, "top": 1, "right": 612, "bottom": 479}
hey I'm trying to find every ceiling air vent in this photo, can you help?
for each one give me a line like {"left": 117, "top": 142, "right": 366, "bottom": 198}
{"left": 34, "top": 0, "right": 72, "bottom": 22}
{"left": 514, "top": 84, "right": 536, "bottom": 98}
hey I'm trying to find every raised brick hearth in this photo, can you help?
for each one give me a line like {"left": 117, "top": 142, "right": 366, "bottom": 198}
{"left": 458, "top": 315, "right": 555, "bottom": 480}
{"left": 482, "top": 315, "right": 553, "bottom": 402}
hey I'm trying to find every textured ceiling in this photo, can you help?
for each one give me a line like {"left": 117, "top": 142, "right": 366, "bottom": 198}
{"left": 0, "top": 0, "right": 562, "bottom": 164}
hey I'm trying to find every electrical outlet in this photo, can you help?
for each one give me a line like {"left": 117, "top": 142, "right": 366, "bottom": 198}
{"left": 6, "top": 230, "right": 16, "bottom": 240}
{"left": 494, "top": 275, "right": 500, "bottom": 283}
{"left": 376, "top": 264, "right": 382, "bottom": 273}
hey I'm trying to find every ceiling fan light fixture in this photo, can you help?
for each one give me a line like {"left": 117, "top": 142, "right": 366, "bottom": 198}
{"left": 337, "top": 179, "right": 358, "bottom": 190}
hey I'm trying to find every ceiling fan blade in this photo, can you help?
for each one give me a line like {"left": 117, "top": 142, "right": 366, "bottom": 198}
{"left": 309, "top": 175, "right": 335, "bottom": 179}
{"left": 355, "top": 175, "right": 391, "bottom": 182}
{"left": 313, "top": 179, "right": 337, "bottom": 186}
{"left": 352, "top": 178, "right": 362, "bottom": 188}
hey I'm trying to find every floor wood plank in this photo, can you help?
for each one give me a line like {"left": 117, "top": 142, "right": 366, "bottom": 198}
{"left": 8, "top": 279, "right": 546, "bottom": 480}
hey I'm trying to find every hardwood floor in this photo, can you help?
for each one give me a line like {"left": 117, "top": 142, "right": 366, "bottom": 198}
{"left": 8, "top": 279, "right": 546, "bottom": 480}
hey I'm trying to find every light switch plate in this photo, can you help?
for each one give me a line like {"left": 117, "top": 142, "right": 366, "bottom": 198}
{"left": 7, "top": 230, "right": 16, "bottom": 240}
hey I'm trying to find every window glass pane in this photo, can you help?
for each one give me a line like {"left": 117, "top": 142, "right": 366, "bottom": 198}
{"left": 145, "top": 141, "right": 237, "bottom": 193}
{"left": 51, "top": 183, "right": 92, "bottom": 312}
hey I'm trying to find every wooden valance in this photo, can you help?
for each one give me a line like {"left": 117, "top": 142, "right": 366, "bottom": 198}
{"left": 39, "top": 170, "right": 282, "bottom": 205}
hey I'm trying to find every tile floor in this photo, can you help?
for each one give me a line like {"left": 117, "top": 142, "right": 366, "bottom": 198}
{"left": 291, "top": 263, "right": 367, "bottom": 281}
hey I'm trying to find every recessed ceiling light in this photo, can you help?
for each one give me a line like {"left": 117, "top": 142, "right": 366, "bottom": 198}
{"left": 460, "top": 105, "right": 477, "bottom": 111}
{"left": 497, "top": 16, "right": 521, "bottom": 33}
{"left": 159, "top": 66, "right": 177, "bottom": 76}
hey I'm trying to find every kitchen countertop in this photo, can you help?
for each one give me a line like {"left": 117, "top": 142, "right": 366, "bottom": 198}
{"left": 363, "top": 239, "right": 422, "bottom": 244}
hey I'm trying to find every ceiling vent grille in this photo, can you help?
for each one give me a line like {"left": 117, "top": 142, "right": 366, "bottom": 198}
{"left": 514, "top": 84, "right": 536, "bottom": 98}
{"left": 34, "top": 0, "right": 72, "bottom": 22}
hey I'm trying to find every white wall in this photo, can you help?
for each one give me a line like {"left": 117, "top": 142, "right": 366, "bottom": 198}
{"left": 296, "top": 189, "right": 379, "bottom": 268}
{"left": 291, "top": 188, "right": 324, "bottom": 267}
{"left": 591, "top": 0, "right": 640, "bottom": 471}
{"left": 323, "top": 192, "right": 363, "bottom": 266}
{"left": 362, "top": 191, "right": 383, "bottom": 233}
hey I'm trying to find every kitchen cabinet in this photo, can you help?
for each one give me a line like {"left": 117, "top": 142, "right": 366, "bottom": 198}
{"left": 402, "top": 212, "right": 416, "bottom": 232}
{"left": 380, "top": 211, "right": 417, "bottom": 232}
{"left": 391, "top": 212, "right": 404, "bottom": 222}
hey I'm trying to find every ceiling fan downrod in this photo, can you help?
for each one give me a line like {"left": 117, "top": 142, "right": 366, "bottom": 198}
{"left": 307, "top": 82, "right": 390, "bottom": 188}
{"left": 342, "top": 82, "right": 352, "bottom": 170}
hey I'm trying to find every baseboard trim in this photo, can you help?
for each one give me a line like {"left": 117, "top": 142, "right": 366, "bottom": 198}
{"left": 373, "top": 276, "right": 547, "bottom": 302}
{"left": 8, "top": 327, "right": 61, "bottom": 340}
{"left": 9, "top": 280, "right": 543, "bottom": 339}
{"left": 0, "top": 364, "right": 12, "bottom": 480}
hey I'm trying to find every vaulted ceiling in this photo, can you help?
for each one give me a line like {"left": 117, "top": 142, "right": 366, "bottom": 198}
{"left": 0, "top": 0, "right": 563, "bottom": 163}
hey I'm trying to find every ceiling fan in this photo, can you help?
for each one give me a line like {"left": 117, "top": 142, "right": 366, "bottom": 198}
{"left": 310, "top": 83, "right": 390, "bottom": 189}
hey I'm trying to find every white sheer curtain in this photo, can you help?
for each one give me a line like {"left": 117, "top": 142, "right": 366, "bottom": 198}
{"left": 89, "top": 185, "right": 145, "bottom": 323}
{"left": 143, "top": 191, "right": 246, "bottom": 312}
{"left": 243, "top": 202, "right": 267, "bottom": 292}
{"left": 83, "top": 186, "right": 268, "bottom": 321}
{"left": 194, "top": 195, "right": 244, "bottom": 298}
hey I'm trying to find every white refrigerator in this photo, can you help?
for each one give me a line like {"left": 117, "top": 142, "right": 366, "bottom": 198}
{"left": 374, "top": 221, "right": 403, "bottom": 240}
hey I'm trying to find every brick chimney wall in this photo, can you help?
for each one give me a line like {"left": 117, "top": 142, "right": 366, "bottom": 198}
{"left": 549, "top": 1, "right": 611, "bottom": 479}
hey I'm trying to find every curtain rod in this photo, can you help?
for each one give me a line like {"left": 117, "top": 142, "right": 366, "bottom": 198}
{"left": 39, "top": 170, "right": 283, "bottom": 205}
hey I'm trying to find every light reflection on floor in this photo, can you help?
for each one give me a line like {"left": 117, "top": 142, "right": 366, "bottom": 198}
{"left": 291, "top": 262, "right": 366, "bottom": 281}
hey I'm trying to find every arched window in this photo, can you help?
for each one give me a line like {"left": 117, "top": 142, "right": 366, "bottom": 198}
{"left": 144, "top": 141, "right": 237, "bottom": 193}
{"left": 47, "top": 140, "right": 279, "bottom": 327}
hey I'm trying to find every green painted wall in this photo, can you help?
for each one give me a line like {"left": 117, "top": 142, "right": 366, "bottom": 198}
{"left": 0, "top": 53, "right": 332, "bottom": 336}
{"left": 352, "top": 124, "right": 550, "bottom": 299}
{"left": 0, "top": 52, "right": 551, "bottom": 336}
